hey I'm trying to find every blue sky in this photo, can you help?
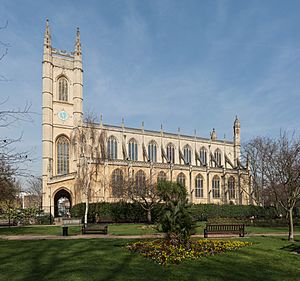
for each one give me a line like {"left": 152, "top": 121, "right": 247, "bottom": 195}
{"left": 1, "top": 0, "right": 300, "bottom": 177}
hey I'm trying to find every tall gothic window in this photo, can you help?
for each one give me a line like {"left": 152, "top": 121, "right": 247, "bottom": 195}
{"left": 157, "top": 171, "right": 167, "bottom": 182}
{"left": 214, "top": 149, "right": 222, "bottom": 167}
{"left": 166, "top": 143, "right": 175, "bottom": 164}
{"left": 183, "top": 145, "right": 191, "bottom": 164}
{"left": 148, "top": 141, "right": 157, "bottom": 162}
{"left": 111, "top": 169, "right": 123, "bottom": 197}
{"left": 57, "top": 136, "right": 69, "bottom": 175}
{"left": 135, "top": 170, "right": 146, "bottom": 193}
{"left": 177, "top": 172, "right": 186, "bottom": 187}
{"left": 228, "top": 176, "right": 235, "bottom": 200}
{"left": 128, "top": 139, "right": 138, "bottom": 161}
{"left": 199, "top": 147, "right": 207, "bottom": 165}
{"left": 212, "top": 176, "right": 220, "bottom": 198}
{"left": 195, "top": 174, "right": 203, "bottom": 198}
{"left": 58, "top": 77, "right": 68, "bottom": 102}
{"left": 107, "top": 136, "right": 117, "bottom": 160}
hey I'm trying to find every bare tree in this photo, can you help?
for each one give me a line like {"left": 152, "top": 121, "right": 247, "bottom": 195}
{"left": 26, "top": 176, "right": 43, "bottom": 209}
{"left": 242, "top": 137, "right": 269, "bottom": 206}
{"left": 245, "top": 133, "right": 300, "bottom": 241}
{"left": 71, "top": 114, "right": 104, "bottom": 225}
{"left": 115, "top": 171, "right": 162, "bottom": 224}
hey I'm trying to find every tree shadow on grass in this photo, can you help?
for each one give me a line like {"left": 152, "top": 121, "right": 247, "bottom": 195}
{"left": 2, "top": 239, "right": 158, "bottom": 281}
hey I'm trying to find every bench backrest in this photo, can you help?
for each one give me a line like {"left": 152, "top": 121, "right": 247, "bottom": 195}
{"left": 62, "top": 218, "right": 82, "bottom": 226}
{"left": 206, "top": 224, "right": 244, "bottom": 232}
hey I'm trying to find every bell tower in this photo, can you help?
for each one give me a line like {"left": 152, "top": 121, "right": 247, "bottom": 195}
{"left": 42, "top": 20, "right": 83, "bottom": 212}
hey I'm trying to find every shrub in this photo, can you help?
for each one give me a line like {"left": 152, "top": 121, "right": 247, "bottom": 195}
{"left": 70, "top": 202, "right": 161, "bottom": 223}
{"left": 191, "top": 204, "right": 278, "bottom": 221}
{"left": 157, "top": 181, "right": 195, "bottom": 243}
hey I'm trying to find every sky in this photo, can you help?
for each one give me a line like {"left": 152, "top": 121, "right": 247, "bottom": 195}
{"left": 1, "top": 0, "right": 300, "bottom": 178}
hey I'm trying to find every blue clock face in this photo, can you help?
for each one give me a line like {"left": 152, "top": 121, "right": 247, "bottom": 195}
{"left": 58, "top": 111, "right": 69, "bottom": 121}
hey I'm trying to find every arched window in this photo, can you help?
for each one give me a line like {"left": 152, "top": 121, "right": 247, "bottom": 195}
{"left": 183, "top": 145, "right": 191, "bottom": 164}
{"left": 157, "top": 171, "right": 167, "bottom": 182}
{"left": 148, "top": 141, "right": 157, "bottom": 162}
{"left": 212, "top": 176, "right": 220, "bottom": 198}
{"left": 199, "top": 147, "right": 207, "bottom": 165}
{"left": 128, "top": 139, "right": 138, "bottom": 161}
{"left": 166, "top": 143, "right": 175, "bottom": 164}
{"left": 214, "top": 149, "right": 222, "bottom": 167}
{"left": 58, "top": 77, "right": 68, "bottom": 102}
{"left": 107, "top": 136, "right": 117, "bottom": 160}
{"left": 111, "top": 169, "right": 123, "bottom": 197}
{"left": 228, "top": 176, "right": 235, "bottom": 200}
{"left": 195, "top": 174, "right": 203, "bottom": 198}
{"left": 135, "top": 170, "right": 146, "bottom": 192}
{"left": 57, "top": 136, "right": 69, "bottom": 175}
{"left": 177, "top": 172, "right": 186, "bottom": 187}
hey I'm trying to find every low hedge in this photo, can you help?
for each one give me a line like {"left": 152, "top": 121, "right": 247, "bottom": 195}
{"left": 71, "top": 202, "right": 161, "bottom": 223}
{"left": 190, "top": 204, "right": 278, "bottom": 221}
{"left": 71, "top": 202, "right": 280, "bottom": 223}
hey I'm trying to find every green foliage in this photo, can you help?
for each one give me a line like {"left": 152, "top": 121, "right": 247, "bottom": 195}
{"left": 36, "top": 212, "right": 54, "bottom": 225}
{"left": 191, "top": 204, "right": 278, "bottom": 221}
{"left": 157, "top": 181, "right": 195, "bottom": 243}
{"left": 70, "top": 201, "right": 161, "bottom": 223}
{"left": 1, "top": 208, "right": 53, "bottom": 225}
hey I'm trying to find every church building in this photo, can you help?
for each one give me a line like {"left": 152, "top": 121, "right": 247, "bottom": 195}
{"left": 42, "top": 21, "right": 253, "bottom": 217}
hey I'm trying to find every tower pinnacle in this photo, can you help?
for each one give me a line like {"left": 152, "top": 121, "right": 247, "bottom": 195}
{"left": 75, "top": 27, "right": 82, "bottom": 56}
{"left": 44, "top": 19, "right": 51, "bottom": 48}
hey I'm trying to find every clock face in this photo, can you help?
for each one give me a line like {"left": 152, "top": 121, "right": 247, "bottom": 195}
{"left": 58, "top": 110, "right": 69, "bottom": 121}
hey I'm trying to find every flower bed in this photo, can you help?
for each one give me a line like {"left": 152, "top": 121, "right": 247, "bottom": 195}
{"left": 127, "top": 239, "right": 252, "bottom": 265}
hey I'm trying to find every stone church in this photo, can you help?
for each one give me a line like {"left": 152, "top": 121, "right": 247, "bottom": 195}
{"left": 42, "top": 21, "right": 253, "bottom": 217}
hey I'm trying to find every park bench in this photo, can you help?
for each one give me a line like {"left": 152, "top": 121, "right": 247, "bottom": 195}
{"left": 82, "top": 223, "right": 108, "bottom": 235}
{"left": 61, "top": 218, "right": 82, "bottom": 236}
{"left": 204, "top": 224, "right": 245, "bottom": 238}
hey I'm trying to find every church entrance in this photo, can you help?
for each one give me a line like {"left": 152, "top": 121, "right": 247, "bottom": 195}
{"left": 54, "top": 189, "right": 72, "bottom": 217}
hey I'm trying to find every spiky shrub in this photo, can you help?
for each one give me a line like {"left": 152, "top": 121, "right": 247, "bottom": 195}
{"left": 157, "top": 181, "right": 195, "bottom": 245}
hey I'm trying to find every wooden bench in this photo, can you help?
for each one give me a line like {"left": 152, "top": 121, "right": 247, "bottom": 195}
{"left": 61, "top": 218, "right": 82, "bottom": 236}
{"left": 62, "top": 218, "right": 82, "bottom": 227}
{"left": 204, "top": 224, "right": 245, "bottom": 238}
{"left": 82, "top": 223, "right": 108, "bottom": 235}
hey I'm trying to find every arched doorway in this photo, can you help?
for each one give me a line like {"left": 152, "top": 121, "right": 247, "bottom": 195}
{"left": 54, "top": 189, "right": 72, "bottom": 217}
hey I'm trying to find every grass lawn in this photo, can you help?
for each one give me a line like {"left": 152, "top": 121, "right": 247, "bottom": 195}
{"left": 0, "top": 236, "right": 299, "bottom": 281}
{"left": 108, "top": 223, "right": 158, "bottom": 235}
{"left": 194, "top": 222, "right": 300, "bottom": 235}
{"left": 0, "top": 224, "right": 158, "bottom": 236}
{"left": 0, "top": 225, "right": 82, "bottom": 236}
{"left": 0, "top": 223, "right": 300, "bottom": 236}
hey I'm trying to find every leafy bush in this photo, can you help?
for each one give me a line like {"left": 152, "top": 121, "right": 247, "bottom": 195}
{"left": 191, "top": 204, "right": 278, "bottom": 221}
{"left": 71, "top": 202, "right": 161, "bottom": 223}
{"left": 157, "top": 181, "right": 195, "bottom": 243}
{"left": 36, "top": 213, "right": 54, "bottom": 225}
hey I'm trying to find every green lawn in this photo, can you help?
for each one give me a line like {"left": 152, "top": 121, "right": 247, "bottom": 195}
{"left": 0, "top": 223, "right": 299, "bottom": 236}
{"left": 108, "top": 223, "right": 158, "bottom": 235}
{"left": 0, "top": 237, "right": 299, "bottom": 281}
{"left": 0, "top": 225, "right": 82, "bottom": 236}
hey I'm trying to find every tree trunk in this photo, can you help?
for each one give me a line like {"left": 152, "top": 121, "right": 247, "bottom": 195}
{"left": 147, "top": 209, "right": 152, "bottom": 224}
{"left": 84, "top": 194, "right": 89, "bottom": 226}
{"left": 288, "top": 208, "right": 294, "bottom": 242}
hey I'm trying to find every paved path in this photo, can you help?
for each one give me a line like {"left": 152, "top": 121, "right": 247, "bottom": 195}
{"left": 0, "top": 232, "right": 299, "bottom": 241}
